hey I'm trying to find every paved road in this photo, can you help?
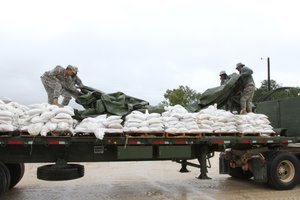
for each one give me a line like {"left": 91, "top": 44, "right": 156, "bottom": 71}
{"left": 3, "top": 156, "right": 300, "bottom": 200}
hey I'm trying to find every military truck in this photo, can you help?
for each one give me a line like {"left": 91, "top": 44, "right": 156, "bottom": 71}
{"left": 1, "top": 90, "right": 300, "bottom": 197}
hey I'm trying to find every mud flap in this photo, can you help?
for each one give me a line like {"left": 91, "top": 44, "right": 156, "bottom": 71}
{"left": 249, "top": 158, "right": 267, "bottom": 183}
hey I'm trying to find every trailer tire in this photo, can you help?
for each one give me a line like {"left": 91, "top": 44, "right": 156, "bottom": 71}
{"left": 0, "top": 162, "right": 11, "bottom": 195}
{"left": 267, "top": 152, "right": 300, "bottom": 190}
{"left": 37, "top": 164, "right": 84, "bottom": 181}
{"left": 5, "top": 163, "right": 25, "bottom": 189}
{"left": 229, "top": 167, "right": 253, "bottom": 179}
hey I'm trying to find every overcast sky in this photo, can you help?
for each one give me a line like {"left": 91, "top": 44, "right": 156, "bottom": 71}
{"left": 0, "top": 0, "right": 299, "bottom": 107}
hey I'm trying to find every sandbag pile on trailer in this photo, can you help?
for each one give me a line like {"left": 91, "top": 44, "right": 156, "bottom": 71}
{"left": 235, "top": 113, "right": 275, "bottom": 134}
{"left": 21, "top": 104, "right": 75, "bottom": 136}
{"left": 196, "top": 105, "right": 238, "bottom": 133}
{"left": 0, "top": 101, "right": 29, "bottom": 132}
{"left": 162, "top": 105, "right": 200, "bottom": 133}
{"left": 123, "top": 111, "right": 164, "bottom": 132}
{"left": 74, "top": 115, "right": 123, "bottom": 139}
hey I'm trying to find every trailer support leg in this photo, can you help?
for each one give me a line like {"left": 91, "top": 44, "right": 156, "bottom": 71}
{"left": 179, "top": 160, "right": 190, "bottom": 173}
{"left": 197, "top": 145, "right": 211, "bottom": 180}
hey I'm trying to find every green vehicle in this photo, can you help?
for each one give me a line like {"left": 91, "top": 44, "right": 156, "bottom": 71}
{"left": 1, "top": 91, "right": 300, "bottom": 197}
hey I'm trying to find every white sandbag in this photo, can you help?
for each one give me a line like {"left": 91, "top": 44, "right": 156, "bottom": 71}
{"left": 0, "top": 124, "right": 14, "bottom": 132}
{"left": 28, "top": 122, "right": 44, "bottom": 136}
{"left": 126, "top": 118, "right": 143, "bottom": 123}
{"left": 50, "top": 118, "right": 73, "bottom": 124}
{"left": 94, "top": 128, "right": 105, "bottom": 139}
{"left": 30, "top": 116, "right": 43, "bottom": 123}
{"left": 57, "top": 122, "right": 70, "bottom": 130}
{"left": 146, "top": 113, "right": 161, "bottom": 120}
{"left": 0, "top": 120, "right": 11, "bottom": 125}
{"left": 45, "top": 122, "right": 58, "bottom": 131}
{"left": 53, "top": 107, "right": 74, "bottom": 116}
{"left": 138, "top": 126, "right": 150, "bottom": 132}
{"left": 55, "top": 113, "right": 73, "bottom": 120}
{"left": 0, "top": 111, "right": 13, "bottom": 118}
{"left": 26, "top": 109, "right": 44, "bottom": 116}
{"left": 0, "top": 116, "right": 12, "bottom": 122}
{"left": 165, "top": 127, "right": 178, "bottom": 133}
{"left": 148, "top": 118, "right": 162, "bottom": 124}
{"left": 107, "top": 115, "right": 122, "bottom": 122}
{"left": 106, "top": 119, "right": 123, "bottom": 125}
{"left": 40, "top": 125, "right": 50, "bottom": 136}
{"left": 125, "top": 122, "right": 140, "bottom": 128}
{"left": 108, "top": 123, "right": 123, "bottom": 129}
{"left": 139, "top": 121, "right": 149, "bottom": 127}
{"left": 40, "top": 111, "right": 55, "bottom": 121}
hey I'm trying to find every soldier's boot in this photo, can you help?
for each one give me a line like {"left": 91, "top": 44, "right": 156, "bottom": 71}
{"left": 62, "top": 97, "right": 71, "bottom": 106}
{"left": 240, "top": 109, "right": 247, "bottom": 115}
{"left": 246, "top": 106, "right": 252, "bottom": 113}
{"left": 52, "top": 98, "right": 64, "bottom": 108}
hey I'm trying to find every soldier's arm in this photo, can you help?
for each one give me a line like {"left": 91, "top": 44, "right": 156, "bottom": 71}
{"left": 241, "top": 67, "right": 253, "bottom": 77}
{"left": 74, "top": 76, "right": 84, "bottom": 88}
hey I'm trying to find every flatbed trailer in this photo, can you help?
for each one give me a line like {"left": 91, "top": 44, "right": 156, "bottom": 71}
{"left": 1, "top": 130, "right": 300, "bottom": 196}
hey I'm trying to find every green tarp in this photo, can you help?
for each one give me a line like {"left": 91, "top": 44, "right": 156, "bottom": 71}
{"left": 187, "top": 73, "right": 242, "bottom": 112}
{"left": 74, "top": 86, "right": 163, "bottom": 120}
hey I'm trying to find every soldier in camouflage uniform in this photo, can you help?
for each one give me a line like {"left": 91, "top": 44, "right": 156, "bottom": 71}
{"left": 41, "top": 65, "right": 84, "bottom": 107}
{"left": 219, "top": 70, "right": 231, "bottom": 86}
{"left": 236, "top": 62, "right": 255, "bottom": 114}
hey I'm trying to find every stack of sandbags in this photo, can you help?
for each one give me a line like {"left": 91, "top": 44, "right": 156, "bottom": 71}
{"left": 0, "top": 106, "right": 15, "bottom": 132}
{"left": 74, "top": 115, "right": 106, "bottom": 139}
{"left": 22, "top": 104, "right": 75, "bottom": 136}
{"left": 104, "top": 115, "right": 123, "bottom": 133}
{"left": 196, "top": 105, "right": 238, "bottom": 133}
{"left": 0, "top": 101, "right": 29, "bottom": 132}
{"left": 74, "top": 115, "right": 123, "bottom": 139}
{"left": 123, "top": 111, "right": 163, "bottom": 132}
{"left": 5, "top": 102, "right": 29, "bottom": 129}
{"left": 235, "top": 112, "right": 274, "bottom": 134}
{"left": 162, "top": 105, "right": 200, "bottom": 133}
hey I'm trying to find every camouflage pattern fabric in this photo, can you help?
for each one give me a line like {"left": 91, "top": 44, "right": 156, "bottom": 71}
{"left": 240, "top": 85, "right": 255, "bottom": 111}
{"left": 240, "top": 66, "right": 255, "bottom": 88}
{"left": 41, "top": 66, "right": 82, "bottom": 105}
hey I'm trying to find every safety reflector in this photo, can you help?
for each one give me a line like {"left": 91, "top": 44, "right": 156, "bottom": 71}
{"left": 213, "top": 140, "right": 224, "bottom": 144}
{"left": 48, "top": 141, "right": 66, "bottom": 145}
{"left": 152, "top": 140, "right": 165, "bottom": 145}
{"left": 128, "top": 140, "right": 140, "bottom": 145}
{"left": 241, "top": 140, "right": 250, "bottom": 144}
{"left": 7, "top": 140, "right": 24, "bottom": 145}
{"left": 174, "top": 141, "right": 187, "bottom": 145}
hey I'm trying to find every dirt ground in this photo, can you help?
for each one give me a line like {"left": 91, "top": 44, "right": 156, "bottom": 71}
{"left": 3, "top": 154, "right": 300, "bottom": 200}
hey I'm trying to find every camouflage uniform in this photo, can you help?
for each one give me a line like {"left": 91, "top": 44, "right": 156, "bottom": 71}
{"left": 239, "top": 66, "right": 255, "bottom": 112}
{"left": 220, "top": 75, "right": 230, "bottom": 85}
{"left": 41, "top": 66, "right": 83, "bottom": 105}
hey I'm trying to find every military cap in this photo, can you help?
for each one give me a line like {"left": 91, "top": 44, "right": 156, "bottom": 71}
{"left": 66, "top": 65, "right": 78, "bottom": 74}
{"left": 236, "top": 62, "right": 245, "bottom": 69}
{"left": 219, "top": 70, "right": 227, "bottom": 76}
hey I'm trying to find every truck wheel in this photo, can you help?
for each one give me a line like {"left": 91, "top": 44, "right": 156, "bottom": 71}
{"left": 267, "top": 152, "right": 300, "bottom": 190}
{"left": 229, "top": 167, "right": 253, "bottom": 179}
{"left": 37, "top": 164, "right": 84, "bottom": 181}
{"left": 0, "top": 162, "right": 11, "bottom": 195}
{"left": 5, "top": 163, "right": 25, "bottom": 189}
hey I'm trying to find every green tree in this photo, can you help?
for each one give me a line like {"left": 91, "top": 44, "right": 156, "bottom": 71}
{"left": 253, "top": 80, "right": 300, "bottom": 102}
{"left": 163, "top": 85, "right": 201, "bottom": 107}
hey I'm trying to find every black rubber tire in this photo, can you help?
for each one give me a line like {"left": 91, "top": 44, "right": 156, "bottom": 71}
{"left": 267, "top": 152, "right": 300, "bottom": 190}
{"left": 0, "top": 162, "right": 11, "bottom": 196}
{"left": 5, "top": 163, "right": 25, "bottom": 189}
{"left": 37, "top": 164, "right": 84, "bottom": 181}
{"left": 229, "top": 167, "right": 253, "bottom": 179}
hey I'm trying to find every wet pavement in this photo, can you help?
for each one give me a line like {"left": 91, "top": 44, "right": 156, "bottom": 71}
{"left": 3, "top": 155, "right": 300, "bottom": 200}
